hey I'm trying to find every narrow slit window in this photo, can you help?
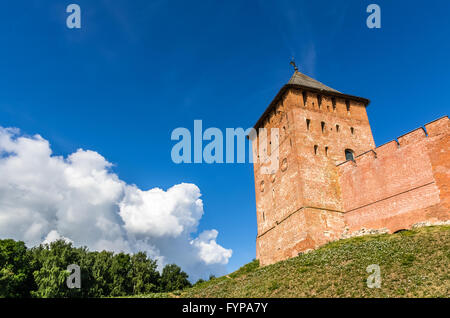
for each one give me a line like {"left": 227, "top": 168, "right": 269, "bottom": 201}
{"left": 314, "top": 145, "right": 318, "bottom": 155}
{"left": 336, "top": 124, "right": 340, "bottom": 132}
{"left": 321, "top": 121, "right": 325, "bottom": 133}
{"left": 350, "top": 127, "right": 354, "bottom": 135}
{"left": 332, "top": 98, "right": 336, "bottom": 111}
{"left": 317, "top": 94, "right": 322, "bottom": 109}
{"left": 302, "top": 91, "right": 307, "bottom": 106}
{"left": 306, "top": 119, "right": 311, "bottom": 131}
{"left": 346, "top": 100, "right": 350, "bottom": 112}
{"left": 325, "top": 146, "right": 329, "bottom": 156}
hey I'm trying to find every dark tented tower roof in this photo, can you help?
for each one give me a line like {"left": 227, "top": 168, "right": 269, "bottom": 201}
{"left": 251, "top": 70, "right": 370, "bottom": 130}
{"left": 287, "top": 71, "right": 341, "bottom": 94}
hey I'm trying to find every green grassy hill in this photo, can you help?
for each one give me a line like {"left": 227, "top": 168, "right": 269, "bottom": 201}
{"left": 146, "top": 225, "right": 450, "bottom": 298}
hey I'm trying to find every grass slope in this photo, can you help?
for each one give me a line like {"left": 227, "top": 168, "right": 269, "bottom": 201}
{"left": 176, "top": 225, "right": 450, "bottom": 298}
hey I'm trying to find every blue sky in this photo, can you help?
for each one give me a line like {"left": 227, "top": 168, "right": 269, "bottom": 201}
{"left": 1, "top": 0, "right": 449, "bottom": 275}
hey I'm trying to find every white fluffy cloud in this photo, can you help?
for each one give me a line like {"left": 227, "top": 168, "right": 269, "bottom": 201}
{"left": 42, "top": 230, "right": 73, "bottom": 245}
{"left": 0, "top": 126, "right": 232, "bottom": 281}
{"left": 191, "top": 230, "right": 233, "bottom": 265}
{"left": 119, "top": 184, "right": 204, "bottom": 238}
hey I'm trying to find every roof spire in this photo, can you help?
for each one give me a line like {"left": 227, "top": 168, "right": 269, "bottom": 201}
{"left": 290, "top": 57, "right": 299, "bottom": 72}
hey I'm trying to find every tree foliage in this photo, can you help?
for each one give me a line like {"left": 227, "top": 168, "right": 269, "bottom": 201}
{"left": 0, "top": 238, "right": 193, "bottom": 298}
{"left": 159, "top": 264, "right": 191, "bottom": 292}
{"left": 0, "top": 239, "right": 34, "bottom": 297}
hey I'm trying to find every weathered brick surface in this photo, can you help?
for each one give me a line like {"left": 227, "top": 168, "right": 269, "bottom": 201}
{"left": 338, "top": 116, "right": 449, "bottom": 234}
{"left": 252, "top": 83, "right": 449, "bottom": 266}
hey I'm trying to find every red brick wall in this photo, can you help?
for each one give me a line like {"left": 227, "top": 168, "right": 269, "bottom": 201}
{"left": 426, "top": 117, "right": 450, "bottom": 214}
{"left": 338, "top": 116, "right": 449, "bottom": 235}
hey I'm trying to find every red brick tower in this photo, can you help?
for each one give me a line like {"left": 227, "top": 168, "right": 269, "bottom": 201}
{"left": 252, "top": 70, "right": 375, "bottom": 265}
{"left": 252, "top": 69, "right": 449, "bottom": 266}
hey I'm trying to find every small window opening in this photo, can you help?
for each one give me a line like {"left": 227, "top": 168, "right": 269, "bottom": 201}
{"left": 317, "top": 94, "right": 322, "bottom": 108}
{"left": 314, "top": 145, "right": 318, "bottom": 155}
{"left": 325, "top": 146, "right": 329, "bottom": 156}
{"left": 332, "top": 98, "right": 336, "bottom": 111}
{"left": 345, "top": 149, "right": 354, "bottom": 161}
{"left": 350, "top": 127, "right": 354, "bottom": 135}
{"left": 302, "top": 91, "right": 307, "bottom": 106}
{"left": 306, "top": 119, "right": 311, "bottom": 131}
{"left": 336, "top": 124, "right": 340, "bottom": 132}
{"left": 346, "top": 100, "right": 350, "bottom": 112}
{"left": 321, "top": 121, "right": 325, "bottom": 133}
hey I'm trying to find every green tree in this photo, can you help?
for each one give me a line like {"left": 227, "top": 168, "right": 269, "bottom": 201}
{"left": 73, "top": 246, "right": 96, "bottom": 297}
{"left": 1, "top": 237, "right": 194, "bottom": 297}
{"left": 89, "top": 250, "right": 114, "bottom": 297}
{"left": 130, "top": 252, "right": 160, "bottom": 294}
{"left": 159, "top": 264, "right": 191, "bottom": 292}
{"left": 31, "top": 240, "right": 82, "bottom": 298}
{"left": 109, "top": 252, "right": 132, "bottom": 296}
{"left": 0, "top": 239, "right": 34, "bottom": 297}
{"left": 193, "top": 278, "right": 205, "bottom": 286}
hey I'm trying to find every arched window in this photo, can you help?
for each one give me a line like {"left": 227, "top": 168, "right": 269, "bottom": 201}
{"left": 345, "top": 149, "right": 354, "bottom": 161}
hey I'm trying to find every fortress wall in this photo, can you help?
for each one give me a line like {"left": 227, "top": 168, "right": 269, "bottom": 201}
{"left": 253, "top": 87, "right": 375, "bottom": 244}
{"left": 256, "top": 210, "right": 310, "bottom": 266}
{"left": 253, "top": 91, "right": 304, "bottom": 236}
{"left": 288, "top": 88, "right": 375, "bottom": 212}
{"left": 302, "top": 207, "right": 346, "bottom": 249}
{"left": 253, "top": 80, "right": 448, "bottom": 266}
{"left": 426, "top": 117, "right": 450, "bottom": 215}
{"left": 338, "top": 116, "right": 450, "bottom": 234}
{"left": 342, "top": 182, "right": 441, "bottom": 233}
{"left": 256, "top": 207, "right": 345, "bottom": 266}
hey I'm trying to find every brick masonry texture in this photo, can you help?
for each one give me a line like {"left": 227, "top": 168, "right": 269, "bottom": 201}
{"left": 252, "top": 81, "right": 449, "bottom": 266}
